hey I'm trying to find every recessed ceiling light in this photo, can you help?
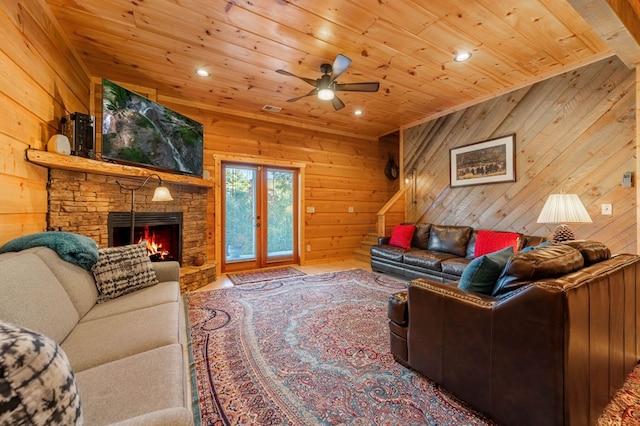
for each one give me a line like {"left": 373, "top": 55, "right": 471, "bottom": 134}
{"left": 196, "top": 69, "right": 210, "bottom": 77}
{"left": 454, "top": 51, "right": 472, "bottom": 62}
{"left": 354, "top": 109, "right": 363, "bottom": 116}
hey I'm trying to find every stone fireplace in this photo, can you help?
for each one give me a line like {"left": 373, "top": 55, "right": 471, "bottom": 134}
{"left": 47, "top": 168, "right": 215, "bottom": 291}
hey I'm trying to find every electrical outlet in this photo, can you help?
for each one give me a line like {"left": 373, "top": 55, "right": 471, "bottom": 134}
{"left": 306, "top": 244, "right": 311, "bottom": 252}
{"left": 601, "top": 204, "right": 612, "bottom": 216}
{"left": 348, "top": 206, "right": 354, "bottom": 213}
{"left": 306, "top": 206, "right": 315, "bottom": 213}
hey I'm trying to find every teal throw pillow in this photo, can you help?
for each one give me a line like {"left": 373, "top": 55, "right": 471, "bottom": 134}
{"left": 458, "top": 246, "right": 514, "bottom": 295}
{"left": 520, "top": 240, "right": 552, "bottom": 253}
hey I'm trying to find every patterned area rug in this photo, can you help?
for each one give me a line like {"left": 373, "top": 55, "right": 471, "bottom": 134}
{"left": 184, "top": 269, "right": 498, "bottom": 425}
{"left": 598, "top": 364, "right": 640, "bottom": 424}
{"left": 226, "top": 266, "right": 306, "bottom": 286}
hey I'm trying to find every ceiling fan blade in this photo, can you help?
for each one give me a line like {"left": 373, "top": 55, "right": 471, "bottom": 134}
{"left": 335, "top": 82, "right": 380, "bottom": 92}
{"left": 330, "top": 54, "right": 351, "bottom": 83}
{"left": 276, "top": 69, "right": 317, "bottom": 87}
{"left": 286, "top": 88, "right": 318, "bottom": 102}
{"left": 332, "top": 95, "right": 345, "bottom": 110}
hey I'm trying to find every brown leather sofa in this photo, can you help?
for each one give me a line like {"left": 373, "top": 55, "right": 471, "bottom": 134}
{"left": 371, "top": 223, "right": 546, "bottom": 282}
{"left": 388, "top": 240, "right": 640, "bottom": 426}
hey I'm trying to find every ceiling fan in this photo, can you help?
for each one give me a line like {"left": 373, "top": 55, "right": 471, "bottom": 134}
{"left": 276, "top": 54, "right": 380, "bottom": 110}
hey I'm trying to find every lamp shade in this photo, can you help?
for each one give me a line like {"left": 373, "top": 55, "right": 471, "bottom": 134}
{"left": 152, "top": 185, "right": 173, "bottom": 202}
{"left": 537, "top": 193, "right": 592, "bottom": 224}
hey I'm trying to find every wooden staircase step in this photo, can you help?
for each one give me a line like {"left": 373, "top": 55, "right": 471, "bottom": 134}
{"left": 353, "top": 247, "right": 371, "bottom": 263}
{"left": 353, "top": 232, "right": 379, "bottom": 263}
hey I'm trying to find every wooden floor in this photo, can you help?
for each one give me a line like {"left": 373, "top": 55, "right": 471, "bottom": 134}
{"left": 196, "top": 259, "right": 375, "bottom": 292}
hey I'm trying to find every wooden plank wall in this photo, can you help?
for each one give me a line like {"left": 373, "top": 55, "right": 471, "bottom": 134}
{"left": 403, "top": 56, "right": 636, "bottom": 254}
{"left": 161, "top": 104, "right": 399, "bottom": 264}
{"left": 0, "top": 0, "right": 89, "bottom": 245}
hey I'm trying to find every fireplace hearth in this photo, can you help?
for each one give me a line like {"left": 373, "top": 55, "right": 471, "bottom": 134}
{"left": 108, "top": 212, "right": 183, "bottom": 264}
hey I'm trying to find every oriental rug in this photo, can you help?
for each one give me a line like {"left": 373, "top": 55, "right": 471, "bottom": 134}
{"left": 598, "top": 363, "right": 640, "bottom": 425}
{"left": 226, "top": 266, "right": 306, "bottom": 286}
{"left": 184, "top": 269, "right": 497, "bottom": 425}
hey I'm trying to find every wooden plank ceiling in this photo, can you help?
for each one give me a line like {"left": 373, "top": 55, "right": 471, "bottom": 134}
{"left": 44, "top": 0, "right": 617, "bottom": 139}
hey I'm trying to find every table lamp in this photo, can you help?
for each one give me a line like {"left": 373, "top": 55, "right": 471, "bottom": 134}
{"left": 536, "top": 193, "right": 592, "bottom": 242}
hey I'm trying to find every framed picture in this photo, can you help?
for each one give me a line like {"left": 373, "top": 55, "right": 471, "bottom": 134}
{"left": 450, "top": 134, "right": 515, "bottom": 187}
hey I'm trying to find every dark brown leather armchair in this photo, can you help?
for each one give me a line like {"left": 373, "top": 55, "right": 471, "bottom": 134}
{"left": 388, "top": 241, "right": 640, "bottom": 426}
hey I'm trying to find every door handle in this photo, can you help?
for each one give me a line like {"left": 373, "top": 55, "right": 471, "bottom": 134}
{"left": 256, "top": 223, "right": 261, "bottom": 227}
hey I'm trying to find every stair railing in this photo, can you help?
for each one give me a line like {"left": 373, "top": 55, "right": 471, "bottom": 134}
{"left": 376, "top": 186, "right": 408, "bottom": 237}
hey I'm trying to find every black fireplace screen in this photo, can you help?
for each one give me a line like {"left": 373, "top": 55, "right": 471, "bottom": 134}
{"left": 107, "top": 212, "right": 183, "bottom": 263}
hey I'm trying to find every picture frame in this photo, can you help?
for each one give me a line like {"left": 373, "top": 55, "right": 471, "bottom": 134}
{"left": 450, "top": 134, "right": 515, "bottom": 187}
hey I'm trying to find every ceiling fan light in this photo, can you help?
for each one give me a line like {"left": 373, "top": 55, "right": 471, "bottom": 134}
{"left": 318, "top": 88, "right": 335, "bottom": 101}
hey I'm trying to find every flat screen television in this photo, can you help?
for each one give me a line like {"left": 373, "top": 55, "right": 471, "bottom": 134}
{"left": 101, "top": 79, "right": 204, "bottom": 176}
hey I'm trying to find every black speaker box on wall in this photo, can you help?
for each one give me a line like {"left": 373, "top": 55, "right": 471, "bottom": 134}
{"left": 62, "top": 112, "right": 95, "bottom": 159}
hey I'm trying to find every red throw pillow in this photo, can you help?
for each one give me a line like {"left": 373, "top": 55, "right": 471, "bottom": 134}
{"left": 474, "top": 230, "right": 520, "bottom": 257}
{"left": 388, "top": 224, "right": 416, "bottom": 249}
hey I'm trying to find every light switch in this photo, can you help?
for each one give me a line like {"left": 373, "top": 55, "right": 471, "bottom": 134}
{"left": 306, "top": 206, "right": 315, "bottom": 213}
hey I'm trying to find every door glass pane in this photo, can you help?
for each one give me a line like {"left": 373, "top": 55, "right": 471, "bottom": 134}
{"left": 266, "top": 169, "right": 294, "bottom": 260}
{"left": 225, "top": 166, "right": 256, "bottom": 261}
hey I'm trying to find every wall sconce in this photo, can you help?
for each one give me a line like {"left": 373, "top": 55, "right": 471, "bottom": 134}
{"left": 536, "top": 193, "right": 592, "bottom": 242}
{"left": 116, "top": 174, "right": 173, "bottom": 244}
{"left": 406, "top": 167, "right": 417, "bottom": 204}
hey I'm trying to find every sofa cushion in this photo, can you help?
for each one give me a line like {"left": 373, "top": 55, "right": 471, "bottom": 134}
{"left": 388, "top": 224, "right": 416, "bottom": 249}
{"left": 520, "top": 235, "right": 548, "bottom": 251}
{"left": 441, "top": 257, "right": 473, "bottom": 276}
{"left": 92, "top": 242, "right": 159, "bottom": 303}
{"left": 81, "top": 281, "right": 180, "bottom": 322}
{"left": 474, "top": 230, "right": 520, "bottom": 257}
{"left": 492, "top": 244, "right": 585, "bottom": 296}
{"left": 458, "top": 246, "right": 514, "bottom": 294}
{"left": 0, "top": 252, "right": 79, "bottom": 343}
{"left": 411, "top": 223, "right": 432, "bottom": 250}
{"left": 403, "top": 250, "right": 458, "bottom": 270}
{"left": 25, "top": 246, "right": 98, "bottom": 318}
{"left": 562, "top": 240, "right": 610, "bottom": 265}
{"left": 61, "top": 302, "right": 179, "bottom": 372}
{"left": 427, "top": 225, "right": 472, "bottom": 257}
{"left": 0, "top": 321, "right": 83, "bottom": 426}
{"left": 74, "top": 344, "right": 189, "bottom": 425}
{"left": 370, "top": 245, "right": 407, "bottom": 262}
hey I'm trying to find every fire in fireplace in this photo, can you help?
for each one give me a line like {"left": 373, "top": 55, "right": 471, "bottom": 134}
{"left": 108, "top": 212, "right": 183, "bottom": 264}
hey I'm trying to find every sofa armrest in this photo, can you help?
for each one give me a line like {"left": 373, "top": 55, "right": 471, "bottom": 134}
{"left": 406, "top": 278, "right": 509, "bottom": 414}
{"left": 406, "top": 277, "right": 566, "bottom": 425}
{"left": 378, "top": 236, "right": 391, "bottom": 245}
{"left": 152, "top": 261, "right": 180, "bottom": 283}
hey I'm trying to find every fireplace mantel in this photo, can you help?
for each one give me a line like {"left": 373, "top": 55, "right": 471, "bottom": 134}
{"left": 26, "top": 149, "right": 213, "bottom": 188}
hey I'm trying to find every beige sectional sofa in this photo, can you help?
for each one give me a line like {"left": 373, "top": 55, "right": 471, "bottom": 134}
{"left": 0, "top": 245, "right": 193, "bottom": 425}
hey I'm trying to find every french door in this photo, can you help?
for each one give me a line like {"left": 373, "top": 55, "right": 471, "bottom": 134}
{"left": 222, "top": 162, "right": 299, "bottom": 272}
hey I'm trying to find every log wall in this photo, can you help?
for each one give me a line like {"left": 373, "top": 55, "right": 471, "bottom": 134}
{"left": 403, "top": 56, "right": 636, "bottom": 254}
{"left": 0, "top": 0, "right": 90, "bottom": 244}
